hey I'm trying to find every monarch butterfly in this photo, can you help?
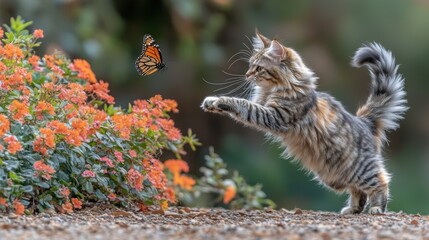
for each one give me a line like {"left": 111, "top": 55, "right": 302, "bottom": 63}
{"left": 135, "top": 34, "right": 166, "bottom": 76}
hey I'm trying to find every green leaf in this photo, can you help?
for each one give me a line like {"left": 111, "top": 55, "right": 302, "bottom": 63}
{"left": 35, "top": 181, "right": 50, "bottom": 189}
{"left": 94, "top": 189, "right": 107, "bottom": 201}
{"left": 22, "top": 185, "right": 33, "bottom": 193}
{"left": 57, "top": 171, "right": 70, "bottom": 182}
{"left": 8, "top": 171, "right": 23, "bottom": 182}
{"left": 84, "top": 181, "right": 93, "bottom": 193}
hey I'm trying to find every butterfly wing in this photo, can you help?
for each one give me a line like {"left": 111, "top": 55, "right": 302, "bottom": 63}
{"left": 135, "top": 34, "right": 165, "bottom": 76}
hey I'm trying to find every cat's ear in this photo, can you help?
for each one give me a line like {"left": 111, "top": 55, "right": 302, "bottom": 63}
{"left": 253, "top": 29, "right": 270, "bottom": 51}
{"left": 266, "top": 40, "right": 287, "bottom": 61}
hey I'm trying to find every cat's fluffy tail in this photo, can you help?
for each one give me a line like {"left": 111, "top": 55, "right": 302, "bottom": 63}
{"left": 352, "top": 43, "right": 407, "bottom": 145}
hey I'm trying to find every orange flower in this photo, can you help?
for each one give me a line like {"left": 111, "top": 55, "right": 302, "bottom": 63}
{"left": 0, "top": 197, "right": 7, "bottom": 207}
{"left": 127, "top": 168, "right": 144, "bottom": 191}
{"left": 111, "top": 114, "right": 132, "bottom": 140}
{"left": 114, "top": 151, "right": 124, "bottom": 163}
{"left": 44, "top": 54, "right": 56, "bottom": 69}
{"left": 59, "top": 187, "right": 70, "bottom": 197}
{"left": 223, "top": 185, "right": 236, "bottom": 204}
{"left": 100, "top": 156, "right": 114, "bottom": 168}
{"left": 33, "top": 160, "right": 56, "bottom": 180}
{"left": 0, "top": 114, "right": 10, "bottom": 137}
{"left": 48, "top": 120, "right": 70, "bottom": 135}
{"left": 8, "top": 100, "right": 29, "bottom": 123}
{"left": 144, "top": 159, "right": 167, "bottom": 190}
{"left": 33, "top": 128, "right": 56, "bottom": 155}
{"left": 82, "top": 170, "right": 96, "bottom": 178}
{"left": 0, "top": 26, "right": 3, "bottom": 39}
{"left": 61, "top": 201, "right": 73, "bottom": 214}
{"left": 86, "top": 80, "right": 114, "bottom": 104}
{"left": 156, "top": 118, "right": 181, "bottom": 141}
{"left": 163, "top": 187, "right": 176, "bottom": 203}
{"left": 33, "top": 29, "right": 44, "bottom": 38}
{"left": 71, "top": 198, "right": 82, "bottom": 209}
{"left": 65, "top": 129, "right": 82, "bottom": 146}
{"left": 35, "top": 101, "right": 55, "bottom": 120}
{"left": 41, "top": 128, "right": 55, "bottom": 148}
{"left": 174, "top": 175, "right": 195, "bottom": 191}
{"left": 129, "top": 150, "right": 137, "bottom": 158}
{"left": 108, "top": 193, "right": 116, "bottom": 201}
{"left": 70, "top": 59, "right": 97, "bottom": 83}
{"left": 150, "top": 95, "right": 179, "bottom": 113}
{"left": 13, "top": 200, "right": 25, "bottom": 215}
{"left": 164, "top": 159, "right": 189, "bottom": 174}
{"left": 71, "top": 118, "right": 88, "bottom": 141}
{"left": 164, "top": 159, "right": 194, "bottom": 190}
{"left": 2, "top": 43, "right": 24, "bottom": 60}
{"left": 4, "top": 135, "right": 23, "bottom": 154}
{"left": 28, "top": 55, "right": 40, "bottom": 68}
{"left": 160, "top": 200, "right": 168, "bottom": 211}
{"left": 59, "top": 83, "right": 87, "bottom": 105}
{"left": 0, "top": 62, "right": 6, "bottom": 72}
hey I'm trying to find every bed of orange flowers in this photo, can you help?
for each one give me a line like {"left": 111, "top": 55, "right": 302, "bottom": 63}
{"left": 0, "top": 17, "right": 200, "bottom": 215}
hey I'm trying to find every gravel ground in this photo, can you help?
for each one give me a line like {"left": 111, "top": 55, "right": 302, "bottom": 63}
{"left": 1, "top": 206, "right": 428, "bottom": 240}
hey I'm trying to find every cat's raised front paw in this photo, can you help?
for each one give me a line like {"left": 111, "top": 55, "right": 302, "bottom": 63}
{"left": 201, "top": 96, "right": 221, "bottom": 112}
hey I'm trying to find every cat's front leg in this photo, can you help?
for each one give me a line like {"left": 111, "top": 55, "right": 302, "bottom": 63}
{"left": 201, "top": 96, "right": 237, "bottom": 114}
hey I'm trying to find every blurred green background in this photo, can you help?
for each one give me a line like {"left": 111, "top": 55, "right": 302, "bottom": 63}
{"left": 1, "top": 0, "right": 428, "bottom": 214}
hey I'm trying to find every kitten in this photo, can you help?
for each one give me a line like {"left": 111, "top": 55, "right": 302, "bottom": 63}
{"left": 201, "top": 32, "right": 407, "bottom": 214}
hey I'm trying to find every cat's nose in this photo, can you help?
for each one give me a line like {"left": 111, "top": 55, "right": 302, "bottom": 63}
{"left": 245, "top": 70, "right": 252, "bottom": 79}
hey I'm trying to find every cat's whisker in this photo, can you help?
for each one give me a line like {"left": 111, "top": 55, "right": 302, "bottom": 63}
{"left": 236, "top": 81, "right": 252, "bottom": 98}
{"left": 227, "top": 51, "right": 250, "bottom": 63}
{"left": 213, "top": 80, "right": 245, "bottom": 93}
{"left": 222, "top": 83, "right": 248, "bottom": 96}
{"left": 202, "top": 78, "right": 242, "bottom": 86}
{"left": 242, "top": 37, "right": 252, "bottom": 52}
{"left": 222, "top": 71, "right": 246, "bottom": 77}
{"left": 228, "top": 57, "right": 249, "bottom": 70}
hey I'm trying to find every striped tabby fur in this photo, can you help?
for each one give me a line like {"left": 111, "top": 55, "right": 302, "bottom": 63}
{"left": 201, "top": 32, "right": 407, "bottom": 214}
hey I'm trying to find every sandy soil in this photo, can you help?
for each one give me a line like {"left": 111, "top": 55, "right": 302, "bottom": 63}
{"left": 1, "top": 206, "right": 428, "bottom": 240}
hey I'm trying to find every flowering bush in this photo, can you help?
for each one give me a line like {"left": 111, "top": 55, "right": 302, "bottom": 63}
{"left": 0, "top": 17, "right": 199, "bottom": 214}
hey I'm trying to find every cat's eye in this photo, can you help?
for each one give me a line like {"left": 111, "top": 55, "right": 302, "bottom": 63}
{"left": 255, "top": 66, "right": 262, "bottom": 72}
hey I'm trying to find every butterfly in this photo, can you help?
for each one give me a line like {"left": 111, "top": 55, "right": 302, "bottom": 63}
{"left": 135, "top": 34, "right": 166, "bottom": 76}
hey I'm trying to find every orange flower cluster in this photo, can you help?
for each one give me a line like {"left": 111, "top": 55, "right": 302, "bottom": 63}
{"left": 85, "top": 80, "right": 115, "bottom": 104}
{"left": 223, "top": 185, "right": 237, "bottom": 204}
{"left": 33, "top": 29, "right": 44, "bottom": 38}
{"left": 0, "top": 114, "right": 10, "bottom": 137}
{"left": 33, "top": 160, "right": 56, "bottom": 180}
{"left": 0, "top": 43, "right": 24, "bottom": 60}
{"left": 13, "top": 200, "right": 25, "bottom": 215}
{"left": 59, "top": 187, "right": 70, "bottom": 197}
{"left": 33, "top": 128, "right": 55, "bottom": 155}
{"left": 71, "top": 198, "right": 82, "bottom": 209}
{"left": 59, "top": 83, "right": 87, "bottom": 105}
{"left": 0, "top": 197, "right": 7, "bottom": 207}
{"left": 8, "top": 100, "right": 29, "bottom": 123}
{"left": 143, "top": 158, "right": 168, "bottom": 190}
{"left": 127, "top": 168, "right": 144, "bottom": 191}
{"left": 111, "top": 114, "right": 133, "bottom": 140}
{"left": 3, "top": 135, "right": 23, "bottom": 154}
{"left": 35, "top": 101, "right": 55, "bottom": 120}
{"left": 1, "top": 66, "right": 32, "bottom": 91}
{"left": 61, "top": 201, "right": 73, "bottom": 214}
{"left": 164, "top": 159, "right": 195, "bottom": 191}
{"left": 70, "top": 59, "right": 97, "bottom": 83}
